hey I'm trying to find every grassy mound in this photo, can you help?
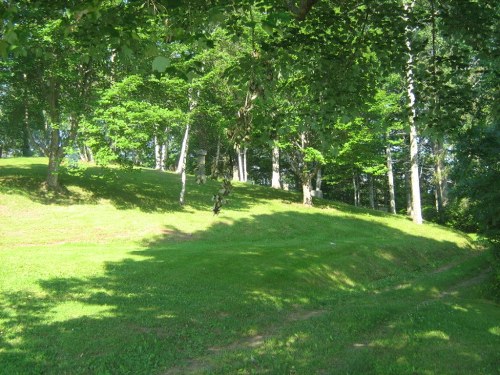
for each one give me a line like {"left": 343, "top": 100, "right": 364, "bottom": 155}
{"left": 1, "top": 157, "right": 498, "bottom": 374}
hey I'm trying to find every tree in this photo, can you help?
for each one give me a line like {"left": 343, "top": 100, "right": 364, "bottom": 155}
{"left": 403, "top": 0, "right": 423, "bottom": 224}
{"left": 1, "top": 0, "right": 159, "bottom": 189}
{"left": 84, "top": 75, "right": 188, "bottom": 168}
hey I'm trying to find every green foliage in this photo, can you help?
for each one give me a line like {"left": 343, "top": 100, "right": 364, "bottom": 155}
{"left": 452, "top": 122, "right": 500, "bottom": 268}
{"left": 152, "top": 56, "right": 171, "bottom": 73}
{"left": 0, "top": 0, "right": 498, "bottom": 242}
{"left": 84, "top": 75, "right": 188, "bottom": 166}
{"left": 303, "top": 146, "right": 325, "bottom": 164}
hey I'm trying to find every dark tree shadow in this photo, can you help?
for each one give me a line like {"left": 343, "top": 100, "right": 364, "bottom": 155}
{"left": 1, "top": 210, "right": 497, "bottom": 374}
{"left": 0, "top": 162, "right": 288, "bottom": 213}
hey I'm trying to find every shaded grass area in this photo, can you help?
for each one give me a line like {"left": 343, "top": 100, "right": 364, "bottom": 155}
{"left": 1, "top": 157, "right": 499, "bottom": 374}
{"left": 0, "top": 157, "right": 293, "bottom": 212}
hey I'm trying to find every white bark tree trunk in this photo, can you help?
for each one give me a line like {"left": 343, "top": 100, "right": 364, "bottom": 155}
{"left": 179, "top": 88, "right": 197, "bottom": 204}
{"left": 405, "top": 0, "right": 423, "bottom": 224}
{"left": 302, "top": 177, "right": 313, "bottom": 206}
{"left": 353, "top": 173, "right": 360, "bottom": 207}
{"left": 242, "top": 147, "right": 247, "bottom": 182}
{"left": 179, "top": 165, "right": 187, "bottom": 205}
{"left": 271, "top": 144, "right": 281, "bottom": 189}
{"left": 405, "top": 169, "right": 413, "bottom": 217}
{"left": 176, "top": 124, "right": 190, "bottom": 174}
{"left": 79, "top": 144, "right": 93, "bottom": 162}
{"left": 178, "top": 126, "right": 189, "bottom": 205}
{"left": 313, "top": 169, "right": 323, "bottom": 198}
{"left": 236, "top": 146, "right": 248, "bottom": 182}
{"left": 386, "top": 144, "right": 397, "bottom": 214}
{"left": 315, "top": 168, "right": 322, "bottom": 192}
{"left": 154, "top": 135, "right": 162, "bottom": 170}
{"left": 237, "top": 146, "right": 244, "bottom": 181}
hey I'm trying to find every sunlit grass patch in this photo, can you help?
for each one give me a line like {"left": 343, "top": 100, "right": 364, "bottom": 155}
{"left": 0, "top": 157, "right": 498, "bottom": 374}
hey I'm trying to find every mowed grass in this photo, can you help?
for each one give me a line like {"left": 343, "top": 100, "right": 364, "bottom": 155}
{"left": 0, "top": 157, "right": 498, "bottom": 374}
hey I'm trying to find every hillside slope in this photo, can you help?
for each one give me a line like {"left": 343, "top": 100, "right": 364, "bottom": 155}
{"left": 1, "top": 157, "right": 498, "bottom": 374}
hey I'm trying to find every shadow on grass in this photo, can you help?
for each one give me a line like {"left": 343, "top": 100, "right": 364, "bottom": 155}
{"left": 1, "top": 210, "right": 497, "bottom": 374}
{"left": 0, "top": 161, "right": 289, "bottom": 213}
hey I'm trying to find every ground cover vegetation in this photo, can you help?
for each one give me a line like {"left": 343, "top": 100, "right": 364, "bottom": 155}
{"left": 0, "top": 0, "right": 499, "bottom": 373}
{"left": 0, "top": 157, "right": 499, "bottom": 374}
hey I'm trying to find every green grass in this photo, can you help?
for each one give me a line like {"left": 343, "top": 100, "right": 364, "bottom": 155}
{"left": 0, "top": 157, "right": 498, "bottom": 374}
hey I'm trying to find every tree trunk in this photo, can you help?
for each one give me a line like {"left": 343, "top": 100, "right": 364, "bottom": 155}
{"left": 160, "top": 143, "right": 167, "bottom": 171}
{"left": 22, "top": 73, "right": 32, "bottom": 157}
{"left": 369, "top": 174, "right": 375, "bottom": 209}
{"left": 46, "top": 128, "right": 63, "bottom": 191}
{"left": 353, "top": 173, "right": 360, "bottom": 207}
{"left": 404, "top": 0, "right": 423, "bottom": 224}
{"left": 176, "top": 124, "right": 190, "bottom": 174}
{"left": 271, "top": 143, "right": 281, "bottom": 189}
{"left": 232, "top": 162, "right": 239, "bottom": 181}
{"left": 154, "top": 134, "right": 162, "bottom": 170}
{"left": 22, "top": 100, "right": 31, "bottom": 156}
{"left": 433, "top": 138, "right": 448, "bottom": 221}
{"left": 79, "top": 144, "right": 93, "bottom": 162}
{"left": 405, "top": 169, "right": 413, "bottom": 217}
{"left": 236, "top": 146, "right": 248, "bottom": 182}
{"left": 179, "top": 88, "right": 197, "bottom": 204}
{"left": 386, "top": 144, "right": 397, "bottom": 214}
{"left": 211, "top": 135, "right": 221, "bottom": 179}
{"left": 237, "top": 147, "right": 243, "bottom": 181}
{"left": 302, "top": 176, "right": 313, "bottom": 206}
{"left": 45, "top": 79, "right": 65, "bottom": 191}
{"left": 161, "top": 127, "right": 169, "bottom": 171}
{"left": 179, "top": 165, "right": 187, "bottom": 206}
{"left": 242, "top": 147, "right": 247, "bottom": 182}
{"left": 313, "top": 168, "right": 323, "bottom": 198}
{"left": 179, "top": 127, "right": 190, "bottom": 205}
{"left": 195, "top": 149, "right": 207, "bottom": 184}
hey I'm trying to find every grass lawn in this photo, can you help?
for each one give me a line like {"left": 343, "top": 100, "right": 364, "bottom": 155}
{"left": 1, "top": 157, "right": 499, "bottom": 374}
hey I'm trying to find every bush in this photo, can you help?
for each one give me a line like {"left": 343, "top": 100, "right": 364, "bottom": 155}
{"left": 485, "top": 243, "right": 500, "bottom": 301}
{"left": 445, "top": 198, "right": 479, "bottom": 233}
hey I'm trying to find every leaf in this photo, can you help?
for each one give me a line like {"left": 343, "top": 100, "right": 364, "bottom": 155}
{"left": 208, "top": 7, "right": 225, "bottom": 24}
{"left": 186, "top": 70, "right": 199, "bottom": 83}
{"left": 145, "top": 45, "right": 158, "bottom": 57}
{"left": 4, "top": 30, "right": 18, "bottom": 44}
{"left": 0, "top": 40, "right": 8, "bottom": 58}
{"left": 152, "top": 56, "right": 171, "bottom": 73}
{"left": 80, "top": 54, "right": 90, "bottom": 64}
{"left": 261, "top": 21, "right": 274, "bottom": 36}
{"left": 120, "top": 46, "right": 133, "bottom": 59}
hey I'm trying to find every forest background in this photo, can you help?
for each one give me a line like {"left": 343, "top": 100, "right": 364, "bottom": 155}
{"left": 0, "top": 0, "right": 498, "bottom": 277}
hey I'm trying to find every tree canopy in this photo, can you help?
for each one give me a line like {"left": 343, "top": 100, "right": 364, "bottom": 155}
{"left": 1, "top": 0, "right": 498, "bottom": 243}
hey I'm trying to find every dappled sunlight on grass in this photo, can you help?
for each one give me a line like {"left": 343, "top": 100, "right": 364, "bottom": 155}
{"left": 450, "top": 304, "right": 469, "bottom": 312}
{"left": 47, "top": 301, "right": 115, "bottom": 323}
{"left": 298, "top": 264, "right": 362, "bottom": 292}
{"left": 1, "top": 158, "right": 498, "bottom": 374}
{"left": 488, "top": 326, "right": 500, "bottom": 336}
{"left": 247, "top": 291, "right": 296, "bottom": 310}
{"left": 416, "top": 330, "right": 450, "bottom": 340}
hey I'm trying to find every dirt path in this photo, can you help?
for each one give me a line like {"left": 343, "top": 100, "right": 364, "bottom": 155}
{"left": 164, "top": 255, "right": 492, "bottom": 374}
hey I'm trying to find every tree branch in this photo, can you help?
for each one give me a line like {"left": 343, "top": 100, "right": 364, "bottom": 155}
{"left": 288, "top": 0, "right": 321, "bottom": 21}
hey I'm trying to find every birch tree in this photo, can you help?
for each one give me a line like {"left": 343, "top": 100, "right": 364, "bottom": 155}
{"left": 403, "top": 0, "right": 423, "bottom": 224}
